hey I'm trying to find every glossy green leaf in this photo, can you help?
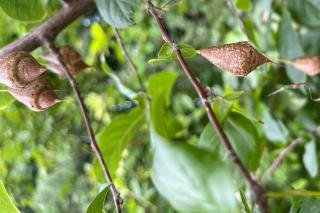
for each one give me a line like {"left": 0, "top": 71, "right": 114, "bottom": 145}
{"left": 148, "top": 43, "right": 197, "bottom": 64}
{"left": 0, "top": 0, "right": 45, "bottom": 22}
{"left": 96, "top": 0, "right": 139, "bottom": 28}
{"left": 86, "top": 185, "right": 110, "bottom": 213}
{"left": 0, "top": 181, "right": 20, "bottom": 213}
{"left": 235, "top": 0, "right": 252, "bottom": 11}
{"left": 303, "top": 141, "right": 318, "bottom": 178}
{"left": 96, "top": 97, "right": 145, "bottom": 177}
{"left": 148, "top": 71, "right": 183, "bottom": 139}
{"left": 287, "top": 0, "right": 320, "bottom": 27}
{"left": 279, "top": 10, "right": 306, "bottom": 83}
{"left": 199, "top": 112, "right": 264, "bottom": 171}
{"left": 151, "top": 130, "right": 237, "bottom": 213}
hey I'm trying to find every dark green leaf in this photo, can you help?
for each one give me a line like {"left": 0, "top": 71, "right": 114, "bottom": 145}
{"left": 148, "top": 43, "right": 197, "bottom": 64}
{"left": 86, "top": 185, "right": 110, "bottom": 213}
{"left": 235, "top": 0, "right": 252, "bottom": 11}
{"left": 0, "top": 0, "right": 45, "bottom": 22}
{"left": 148, "top": 71, "right": 183, "bottom": 139}
{"left": 199, "top": 112, "right": 264, "bottom": 171}
{"left": 0, "top": 181, "right": 20, "bottom": 213}
{"left": 96, "top": 0, "right": 139, "bottom": 28}
{"left": 96, "top": 97, "right": 145, "bottom": 178}
{"left": 303, "top": 141, "right": 318, "bottom": 178}
{"left": 151, "top": 130, "right": 237, "bottom": 213}
{"left": 299, "top": 198, "right": 320, "bottom": 213}
{"left": 279, "top": 10, "right": 306, "bottom": 83}
{"left": 287, "top": 0, "right": 320, "bottom": 27}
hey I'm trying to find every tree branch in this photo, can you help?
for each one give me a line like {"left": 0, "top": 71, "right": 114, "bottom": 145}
{"left": 0, "top": 0, "right": 95, "bottom": 57}
{"left": 144, "top": 1, "right": 268, "bottom": 212}
{"left": 261, "top": 139, "right": 301, "bottom": 184}
{"left": 43, "top": 39, "right": 122, "bottom": 213}
{"left": 112, "top": 28, "right": 147, "bottom": 92}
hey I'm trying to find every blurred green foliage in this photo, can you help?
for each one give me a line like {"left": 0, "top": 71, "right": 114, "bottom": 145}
{"left": 1, "top": 0, "right": 320, "bottom": 212}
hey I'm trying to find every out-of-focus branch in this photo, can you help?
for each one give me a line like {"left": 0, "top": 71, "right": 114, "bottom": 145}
{"left": 225, "top": 0, "right": 250, "bottom": 41}
{"left": 261, "top": 139, "right": 301, "bottom": 184}
{"left": 112, "top": 28, "right": 147, "bottom": 92}
{"left": 144, "top": 0, "right": 268, "bottom": 212}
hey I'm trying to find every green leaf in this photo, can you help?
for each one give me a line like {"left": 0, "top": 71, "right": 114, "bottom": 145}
{"left": 0, "top": 90, "right": 14, "bottom": 110}
{"left": 198, "top": 99, "right": 233, "bottom": 149}
{"left": 287, "top": 0, "right": 320, "bottom": 27}
{"left": 148, "top": 43, "right": 197, "bottom": 64}
{"left": 240, "top": 190, "right": 252, "bottom": 213}
{"left": 199, "top": 112, "right": 264, "bottom": 171}
{"left": 262, "top": 110, "right": 288, "bottom": 144}
{"left": 235, "top": 0, "right": 252, "bottom": 11}
{"left": 303, "top": 141, "right": 318, "bottom": 178}
{"left": 0, "top": 0, "right": 45, "bottom": 22}
{"left": 299, "top": 198, "right": 320, "bottom": 213}
{"left": 151, "top": 130, "right": 237, "bottom": 213}
{"left": 96, "top": 97, "right": 145, "bottom": 178}
{"left": 243, "top": 19, "right": 257, "bottom": 45}
{"left": 86, "top": 185, "right": 110, "bottom": 213}
{"left": 279, "top": 10, "right": 306, "bottom": 83}
{"left": 0, "top": 181, "right": 20, "bottom": 213}
{"left": 96, "top": 0, "right": 139, "bottom": 28}
{"left": 148, "top": 71, "right": 183, "bottom": 139}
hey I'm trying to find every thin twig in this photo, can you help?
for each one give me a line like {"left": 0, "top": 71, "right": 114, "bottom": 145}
{"left": 144, "top": 1, "right": 268, "bottom": 212}
{"left": 43, "top": 39, "right": 122, "bottom": 213}
{"left": 225, "top": 0, "right": 250, "bottom": 41}
{"left": 112, "top": 28, "right": 147, "bottom": 92}
{"left": 261, "top": 139, "right": 301, "bottom": 184}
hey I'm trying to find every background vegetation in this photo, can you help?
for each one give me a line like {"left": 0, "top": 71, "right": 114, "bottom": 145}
{"left": 1, "top": 0, "right": 320, "bottom": 212}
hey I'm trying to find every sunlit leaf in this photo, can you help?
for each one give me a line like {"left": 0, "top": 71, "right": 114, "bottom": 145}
{"left": 235, "top": 0, "right": 252, "bottom": 11}
{"left": 0, "top": 181, "right": 20, "bottom": 213}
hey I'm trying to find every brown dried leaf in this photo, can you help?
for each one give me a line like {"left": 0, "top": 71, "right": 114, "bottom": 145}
{"left": 0, "top": 51, "right": 46, "bottom": 88}
{"left": 9, "top": 76, "right": 60, "bottom": 111}
{"left": 291, "top": 56, "right": 320, "bottom": 76}
{"left": 199, "top": 41, "right": 270, "bottom": 76}
{"left": 44, "top": 45, "right": 89, "bottom": 76}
